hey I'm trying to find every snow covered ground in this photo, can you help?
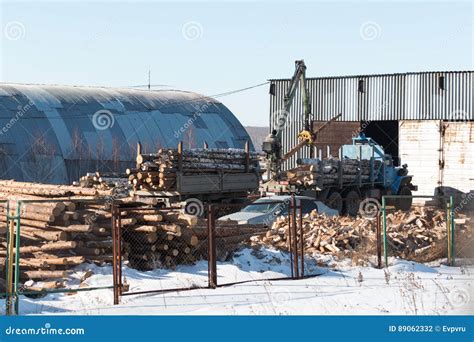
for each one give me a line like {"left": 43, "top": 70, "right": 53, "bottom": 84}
{"left": 3, "top": 247, "right": 473, "bottom": 315}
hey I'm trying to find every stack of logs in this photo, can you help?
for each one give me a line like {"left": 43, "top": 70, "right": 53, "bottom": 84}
{"left": 288, "top": 158, "right": 382, "bottom": 187}
{"left": 0, "top": 180, "right": 269, "bottom": 291}
{"left": 128, "top": 148, "right": 261, "bottom": 191}
{"left": 120, "top": 208, "right": 268, "bottom": 270}
{"left": 0, "top": 187, "right": 115, "bottom": 292}
{"left": 76, "top": 172, "right": 129, "bottom": 191}
{"left": 251, "top": 207, "right": 467, "bottom": 262}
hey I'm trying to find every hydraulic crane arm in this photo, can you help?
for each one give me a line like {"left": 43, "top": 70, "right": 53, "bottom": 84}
{"left": 281, "top": 112, "right": 342, "bottom": 162}
{"left": 274, "top": 60, "right": 312, "bottom": 140}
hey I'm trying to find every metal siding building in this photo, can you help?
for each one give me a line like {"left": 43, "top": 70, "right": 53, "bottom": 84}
{"left": 0, "top": 84, "right": 252, "bottom": 184}
{"left": 269, "top": 71, "right": 474, "bottom": 206}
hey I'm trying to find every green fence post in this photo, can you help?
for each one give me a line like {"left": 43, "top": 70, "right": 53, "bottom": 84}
{"left": 446, "top": 200, "right": 452, "bottom": 265}
{"left": 14, "top": 202, "right": 21, "bottom": 315}
{"left": 382, "top": 196, "right": 388, "bottom": 267}
{"left": 4, "top": 201, "right": 11, "bottom": 315}
{"left": 450, "top": 196, "right": 455, "bottom": 266}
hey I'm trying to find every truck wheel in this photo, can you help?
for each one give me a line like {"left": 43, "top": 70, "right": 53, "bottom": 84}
{"left": 395, "top": 186, "right": 412, "bottom": 211}
{"left": 327, "top": 192, "right": 343, "bottom": 214}
{"left": 344, "top": 190, "right": 360, "bottom": 217}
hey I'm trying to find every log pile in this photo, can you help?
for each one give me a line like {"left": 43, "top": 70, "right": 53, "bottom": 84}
{"left": 76, "top": 172, "right": 129, "bottom": 191}
{"left": 0, "top": 196, "right": 115, "bottom": 291}
{"left": 120, "top": 208, "right": 268, "bottom": 270}
{"left": 251, "top": 207, "right": 468, "bottom": 262}
{"left": 289, "top": 158, "right": 382, "bottom": 187}
{"left": 128, "top": 148, "right": 261, "bottom": 191}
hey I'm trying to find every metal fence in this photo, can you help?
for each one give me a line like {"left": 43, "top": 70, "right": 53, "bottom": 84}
{"left": 112, "top": 203, "right": 210, "bottom": 300}
{"left": 380, "top": 195, "right": 456, "bottom": 267}
{"left": 2, "top": 199, "right": 115, "bottom": 315}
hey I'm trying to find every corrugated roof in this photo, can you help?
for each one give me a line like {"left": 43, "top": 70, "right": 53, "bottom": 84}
{"left": 0, "top": 83, "right": 252, "bottom": 184}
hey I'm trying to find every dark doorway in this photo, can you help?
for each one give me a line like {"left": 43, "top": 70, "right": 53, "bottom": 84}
{"left": 361, "top": 120, "right": 399, "bottom": 166}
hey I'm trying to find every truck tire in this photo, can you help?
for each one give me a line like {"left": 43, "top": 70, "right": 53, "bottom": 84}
{"left": 395, "top": 186, "right": 412, "bottom": 211}
{"left": 344, "top": 190, "right": 361, "bottom": 217}
{"left": 327, "top": 192, "right": 343, "bottom": 214}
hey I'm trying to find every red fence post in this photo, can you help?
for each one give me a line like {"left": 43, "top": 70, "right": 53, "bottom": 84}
{"left": 207, "top": 204, "right": 217, "bottom": 288}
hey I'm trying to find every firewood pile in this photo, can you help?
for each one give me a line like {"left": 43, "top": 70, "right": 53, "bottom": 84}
{"left": 250, "top": 207, "right": 468, "bottom": 262}
{"left": 288, "top": 158, "right": 382, "bottom": 187}
{"left": 128, "top": 148, "right": 261, "bottom": 191}
{"left": 121, "top": 208, "right": 268, "bottom": 270}
{"left": 76, "top": 172, "right": 129, "bottom": 191}
{"left": 252, "top": 210, "right": 371, "bottom": 254}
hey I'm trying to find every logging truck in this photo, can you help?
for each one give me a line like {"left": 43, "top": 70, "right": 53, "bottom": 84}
{"left": 260, "top": 60, "right": 416, "bottom": 215}
{"left": 261, "top": 133, "right": 418, "bottom": 216}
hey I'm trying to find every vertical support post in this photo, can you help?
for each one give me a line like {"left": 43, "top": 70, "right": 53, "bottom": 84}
{"left": 450, "top": 196, "right": 455, "bottom": 266}
{"left": 112, "top": 202, "right": 122, "bottom": 305}
{"left": 382, "top": 196, "right": 388, "bottom": 267}
{"left": 446, "top": 200, "right": 451, "bottom": 265}
{"left": 177, "top": 141, "right": 183, "bottom": 173}
{"left": 112, "top": 203, "right": 118, "bottom": 305}
{"left": 376, "top": 213, "right": 382, "bottom": 269}
{"left": 13, "top": 203, "right": 21, "bottom": 315}
{"left": 244, "top": 141, "right": 250, "bottom": 173}
{"left": 299, "top": 204, "right": 304, "bottom": 278}
{"left": 290, "top": 195, "right": 299, "bottom": 278}
{"left": 287, "top": 201, "right": 293, "bottom": 279}
{"left": 207, "top": 205, "right": 217, "bottom": 288}
{"left": 136, "top": 142, "right": 142, "bottom": 168}
{"left": 5, "top": 208, "right": 14, "bottom": 316}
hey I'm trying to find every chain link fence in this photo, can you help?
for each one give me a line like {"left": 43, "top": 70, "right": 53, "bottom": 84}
{"left": 2, "top": 199, "right": 115, "bottom": 315}
{"left": 380, "top": 195, "right": 459, "bottom": 266}
{"left": 115, "top": 203, "right": 209, "bottom": 298}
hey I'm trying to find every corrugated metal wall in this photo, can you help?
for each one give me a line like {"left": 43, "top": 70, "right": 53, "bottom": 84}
{"left": 270, "top": 71, "right": 473, "bottom": 122}
{"left": 270, "top": 71, "right": 473, "bottom": 170}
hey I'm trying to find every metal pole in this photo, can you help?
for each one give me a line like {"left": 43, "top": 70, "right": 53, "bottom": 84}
{"left": 112, "top": 203, "right": 119, "bottom": 305}
{"left": 376, "top": 213, "right": 382, "bottom": 269}
{"left": 382, "top": 196, "right": 388, "bottom": 267}
{"left": 291, "top": 195, "right": 299, "bottom": 278}
{"left": 117, "top": 204, "right": 123, "bottom": 297}
{"left": 13, "top": 203, "right": 21, "bottom": 315}
{"left": 450, "top": 196, "right": 455, "bottom": 266}
{"left": 287, "top": 201, "right": 293, "bottom": 279}
{"left": 5, "top": 207, "right": 13, "bottom": 316}
{"left": 207, "top": 205, "right": 217, "bottom": 288}
{"left": 299, "top": 205, "right": 304, "bottom": 278}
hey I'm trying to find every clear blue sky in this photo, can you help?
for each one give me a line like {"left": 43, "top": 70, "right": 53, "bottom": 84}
{"left": 1, "top": 0, "right": 472, "bottom": 126}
